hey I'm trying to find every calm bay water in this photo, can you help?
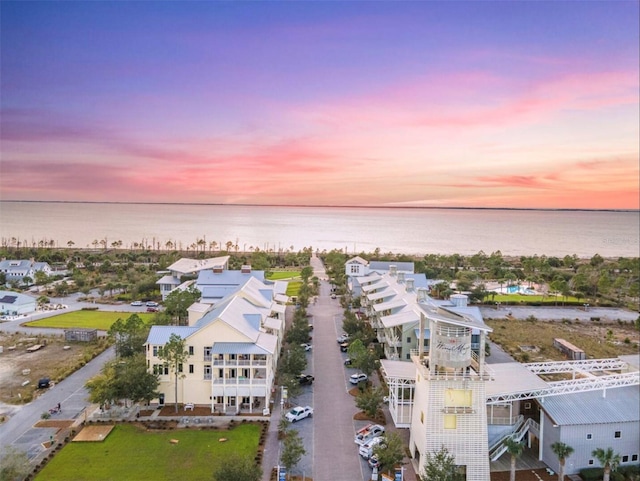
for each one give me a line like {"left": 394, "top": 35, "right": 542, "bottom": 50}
{"left": 0, "top": 202, "right": 638, "bottom": 258}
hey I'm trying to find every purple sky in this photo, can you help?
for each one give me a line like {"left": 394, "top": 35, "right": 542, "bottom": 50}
{"left": 1, "top": 1, "right": 638, "bottom": 209}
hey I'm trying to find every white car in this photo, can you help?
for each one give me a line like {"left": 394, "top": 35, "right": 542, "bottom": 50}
{"left": 359, "top": 435, "right": 385, "bottom": 459}
{"left": 300, "top": 343, "right": 312, "bottom": 351}
{"left": 285, "top": 406, "right": 313, "bottom": 422}
{"left": 146, "top": 301, "right": 159, "bottom": 307}
{"left": 337, "top": 334, "right": 350, "bottom": 343}
{"left": 130, "top": 301, "right": 143, "bottom": 306}
{"left": 349, "top": 373, "right": 368, "bottom": 384}
{"left": 354, "top": 423, "right": 385, "bottom": 446}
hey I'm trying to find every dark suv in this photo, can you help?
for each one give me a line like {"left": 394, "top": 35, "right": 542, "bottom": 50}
{"left": 38, "top": 378, "right": 51, "bottom": 389}
{"left": 298, "top": 374, "right": 314, "bottom": 385}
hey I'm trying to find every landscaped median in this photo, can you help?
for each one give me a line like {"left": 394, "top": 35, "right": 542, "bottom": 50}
{"left": 32, "top": 420, "right": 264, "bottom": 481}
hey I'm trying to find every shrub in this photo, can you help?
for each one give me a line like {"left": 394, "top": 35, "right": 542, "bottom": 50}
{"left": 579, "top": 467, "right": 604, "bottom": 480}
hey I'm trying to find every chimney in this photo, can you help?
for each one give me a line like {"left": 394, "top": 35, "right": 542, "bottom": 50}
{"left": 241, "top": 265, "right": 252, "bottom": 274}
{"left": 451, "top": 294, "right": 468, "bottom": 308}
{"left": 406, "top": 278, "right": 415, "bottom": 292}
{"left": 213, "top": 266, "right": 224, "bottom": 274}
{"left": 389, "top": 265, "right": 397, "bottom": 277}
{"left": 417, "top": 288, "right": 427, "bottom": 302}
{"left": 397, "top": 272, "right": 405, "bottom": 283}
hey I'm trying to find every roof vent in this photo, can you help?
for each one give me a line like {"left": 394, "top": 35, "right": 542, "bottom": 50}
{"left": 406, "top": 278, "right": 415, "bottom": 292}
{"left": 213, "top": 266, "right": 224, "bottom": 274}
{"left": 450, "top": 294, "right": 468, "bottom": 308}
{"left": 241, "top": 265, "right": 251, "bottom": 274}
{"left": 397, "top": 272, "right": 406, "bottom": 283}
{"left": 389, "top": 265, "right": 397, "bottom": 276}
{"left": 417, "top": 288, "right": 427, "bottom": 301}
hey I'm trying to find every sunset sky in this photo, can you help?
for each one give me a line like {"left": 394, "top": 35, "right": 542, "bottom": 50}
{"left": 1, "top": 1, "right": 638, "bottom": 209}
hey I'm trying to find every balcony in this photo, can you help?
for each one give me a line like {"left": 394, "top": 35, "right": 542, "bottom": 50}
{"left": 212, "top": 377, "right": 267, "bottom": 385}
{"left": 212, "top": 359, "right": 267, "bottom": 366}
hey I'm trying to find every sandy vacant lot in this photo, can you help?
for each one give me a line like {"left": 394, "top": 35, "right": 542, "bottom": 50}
{"left": 0, "top": 332, "right": 88, "bottom": 406}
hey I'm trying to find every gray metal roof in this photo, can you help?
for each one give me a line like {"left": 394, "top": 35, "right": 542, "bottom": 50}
{"left": 211, "top": 342, "right": 269, "bottom": 355}
{"left": 541, "top": 385, "right": 640, "bottom": 425}
{"left": 145, "top": 326, "right": 199, "bottom": 345}
{"left": 369, "top": 261, "right": 415, "bottom": 273}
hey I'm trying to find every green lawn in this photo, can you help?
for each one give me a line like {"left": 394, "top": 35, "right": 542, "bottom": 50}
{"left": 35, "top": 423, "right": 261, "bottom": 481}
{"left": 488, "top": 294, "right": 582, "bottom": 304}
{"left": 267, "top": 270, "right": 301, "bottom": 280}
{"left": 286, "top": 281, "right": 303, "bottom": 297}
{"left": 24, "top": 311, "right": 155, "bottom": 330}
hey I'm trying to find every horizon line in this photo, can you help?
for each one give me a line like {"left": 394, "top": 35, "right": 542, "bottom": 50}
{"left": 1, "top": 199, "right": 638, "bottom": 213}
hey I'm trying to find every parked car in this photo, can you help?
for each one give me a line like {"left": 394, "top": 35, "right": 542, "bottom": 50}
{"left": 337, "top": 334, "right": 350, "bottom": 343}
{"left": 284, "top": 406, "right": 313, "bottom": 422}
{"left": 298, "top": 374, "right": 314, "bottom": 385}
{"left": 354, "top": 423, "right": 385, "bottom": 446}
{"left": 330, "top": 293, "right": 337, "bottom": 299}
{"left": 359, "top": 435, "right": 386, "bottom": 459}
{"left": 340, "top": 342, "right": 350, "bottom": 352}
{"left": 130, "top": 301, "right": 143, "bottom": 306}
{"left": 344, "top": 358, "right": 352, "bottom": 366}
{"left": 300, "top": 343, "right": 312, "bottom": 351}
{"left": 350, "top": 373, "right": 368, "bottom": 385}
{"left": 146, "top": 301, "right": 159, "bottom": 307}
{"left": 368, "top": 454, "right": 381, "bottom": 469}
{"left": 147, "top": 307, "right": 158, "bottom": 312}
{"left": 37, "top": 377, "right": 51, "bottom": 389}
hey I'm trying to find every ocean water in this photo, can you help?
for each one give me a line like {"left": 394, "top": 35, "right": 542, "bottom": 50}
{"left": 0, "top": 202, "right": 638, "bottom": 258}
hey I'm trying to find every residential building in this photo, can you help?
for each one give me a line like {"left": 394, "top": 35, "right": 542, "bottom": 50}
{"left": 0, "top": 290, "right": 37, "bottom": 316}
{"left": 0, "top": 258, "right": 51, "bottom": 285}
{"left": 156, "top": 256, "right": 230, "bottom": 300}
{"left": 145, "top": 276, "right": 287, "bottom": 414}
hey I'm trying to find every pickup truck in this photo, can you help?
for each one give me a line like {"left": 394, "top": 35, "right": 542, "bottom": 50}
{"left": 285, "top": 406, "right": 313, "bottom": 422}
{"left": 359, "top": 435, "right": 385, "bottom": 459}
{"left": 354, "top": 423, "right": 385, "bottom": 446}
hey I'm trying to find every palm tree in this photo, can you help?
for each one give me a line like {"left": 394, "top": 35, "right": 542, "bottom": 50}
{"left": 504, "top": 437, "right": 524, "bottom": 481}
{"left": 551, "top": 442, "right": 574, "bottom": 481}
{"left": 592, "top": 447, "right": 621, "bottom": 481}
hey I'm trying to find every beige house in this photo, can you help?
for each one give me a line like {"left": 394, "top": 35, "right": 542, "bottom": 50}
{"left": 145, "top": 277, "right": 287, "bottom": 414}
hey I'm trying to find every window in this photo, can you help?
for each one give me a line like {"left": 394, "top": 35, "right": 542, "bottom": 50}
{"left": 153, "top": 346, "right": 159, "bottom": 356}
{"left": 188, "top": 345, "right": 194, "bottom": 355}
{"left": 188, "top": 364, "right": 194, "bottom": 374}
{"left": 622, "top": 456, "right": 629, "bottom": 463}
{"left": 406, "top": 353, "right": 411, "bottom": 360}
{"left": 615, "top": 431, "right": 621, "bottom": 438}
{"left": 588, "top": 460, "right": 594, "bottom": 465}
{"left": 587, "top": 434, "right": 592, "bottom": 440}
{"left": 524, "top": 403, "right": 532, "bottom": 410}
{"left": 444, "top": 389, "right": 473, "bottom": 408}
{"left": 178, "top": 363, "right": 183, "bottom": 373}
{"left": 407, "top": 337, "right": 412, "bottom": 343}
{"left": 444, "top": 414, "right": 457, "bottom": 429}
{"left": 204, "top": 365, "right": 212, "bottom": 380}
{"left": 153, "top": 364, "right": 168, "bottom": 375}
{"left": 632, "top": 455, "right": 638, "bottom": 462}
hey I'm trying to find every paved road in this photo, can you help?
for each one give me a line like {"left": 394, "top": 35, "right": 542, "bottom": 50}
{"left": 0, "top": 346, "right": 114, "bottom": 461}
{"left": 308, "top": 254, "right": 365, "bottom": 481}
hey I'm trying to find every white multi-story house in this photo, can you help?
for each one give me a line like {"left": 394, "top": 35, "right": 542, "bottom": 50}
{"left": 0, "top": 258, "right": 51, "bottom": 285}
{"left": 145, "top": 276, "right": 287, "bottom": 414}
{"left": 156, "top": 256, "right": 230, "bottom": 300}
